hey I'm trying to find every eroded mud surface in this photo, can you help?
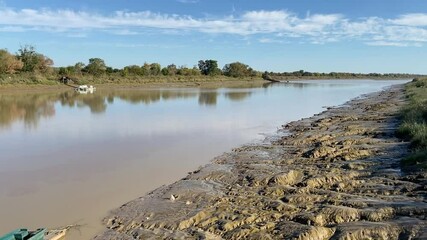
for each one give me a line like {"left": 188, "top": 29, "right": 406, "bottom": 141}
{"left": 95, "top": 85, "right": 427, "bottom": 239}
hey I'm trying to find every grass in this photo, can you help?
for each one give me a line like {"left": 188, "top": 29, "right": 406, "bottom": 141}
{"left": 397, "top": 78, "right": 427, "bottom": 170}
{"left": 0, "top": 72, "right": 60, "bottom": 85}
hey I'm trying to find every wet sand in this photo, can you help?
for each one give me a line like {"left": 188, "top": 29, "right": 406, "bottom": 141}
{"left": 96, "top": 84, "right": 427, "bottom": 239}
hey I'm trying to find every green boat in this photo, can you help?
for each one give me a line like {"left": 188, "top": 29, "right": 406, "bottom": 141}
{"left": 0, "top": 229, "right": 45, "bottom": 240}
{"left": 0, "top": 228, "right": 67, "bottom": 240}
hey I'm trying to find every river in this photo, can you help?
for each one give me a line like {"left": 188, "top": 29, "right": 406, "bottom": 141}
{"left": 0, "top": 79, "right": 408, "bottom": 239}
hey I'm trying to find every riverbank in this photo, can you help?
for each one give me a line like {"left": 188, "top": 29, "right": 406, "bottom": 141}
{"left": 95, "top": 84, "right": 427, "bottom": 239}
{"left": 0, "top": 78, "right": 412, "bottom": 93}
{"left": 0, "top": 79, "right": 269, "bottom": 92}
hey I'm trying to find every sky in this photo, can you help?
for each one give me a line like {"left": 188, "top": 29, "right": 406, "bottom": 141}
{"left": 1, "top": 0, "right": 427, "bottom": 74}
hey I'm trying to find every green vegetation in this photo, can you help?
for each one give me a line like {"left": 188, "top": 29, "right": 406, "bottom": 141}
{"left": 0, "top": 49, "right": 23, "bottom": 74}
{"left": 397, "top": 78, "right": 427, "bottom": 170}
{"left": 263, "top": 70, "right": 420, "bottom": 80}
{"left": 0, "top": 46, "right": 263, "bottom": 85}
{"left": 16, "top": 45, "right": 53, "bottom": 73}
{"left": 223, "top": 62, "right": 257, "bottom": 78}
{"left": 198, "top": 60, "right": 221, "bottom": 76}
{"left": 0, "top": 45, "right": 423, "bottom": 86}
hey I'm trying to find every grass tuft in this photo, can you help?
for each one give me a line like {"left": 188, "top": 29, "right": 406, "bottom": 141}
{"left": 397, "top": 78, "right": 427, "bottom": 170}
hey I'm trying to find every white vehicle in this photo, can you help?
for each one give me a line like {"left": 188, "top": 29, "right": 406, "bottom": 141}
{"left": 75, "top": 85, "right": 96, "bottom": 94}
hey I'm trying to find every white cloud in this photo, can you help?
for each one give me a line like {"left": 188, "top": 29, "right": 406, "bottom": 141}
{"left": 0, "top": 7, "right": 426, "bottom": 47}
{"left": 391, "top": 13, "right": 427, "bottom": 26}
{"left": 0, "top": 26, "right": 26, "bottom": 32}
{"left": 259, "top": 38, "right": 284, "bottom": 43}
{"left": 242, "top": 10, "right": 291, "bottom": 22}
{"left": 109, "top": 29, "right": 139, "bottom": 35}
{"left": 366, "top": 41, "right": 422, "bottom": 47}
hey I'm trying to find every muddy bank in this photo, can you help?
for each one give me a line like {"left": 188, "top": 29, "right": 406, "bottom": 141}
{"left": 0, "top": 80, "right": 268, "bottom": 92}
{"left": 95, "top": 85, "right": 427, "bottom": 239}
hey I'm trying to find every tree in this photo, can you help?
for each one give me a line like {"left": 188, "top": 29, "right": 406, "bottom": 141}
{"left": 162, "top": 64, "right": 178, "bottom": 76}
{"left": 140, "top": 63, "right": 162, "bottom": 76}
{"left": 198, "top": 60, "right": 221, "bottom": 76}
{"left": 177, "top": 65, "right": 201, "bottom": 76}
{"left": 58, "top": 67, "right": 69, "bottom": 75}
{"left": 0, "top": 49, "right": 23, "bottom": 74}
{"left": 84, "top": 58, "right": 107, "bottom": 76}
{"left": 16, "top": 45, "right": 53, "bottom": 73}
{"left": 106, "top": 67, "right": 114, "bottom": 74}
{"left": 149, "top": 63, "right": 161, "bottom": 76}
{"left": 223, "top": 62, "right": 255, "bottom": 78}
{"left": 37, "top": 55, "right": 54, "bottom": 73}
{"left": 74, "top": 62, "right": 85, "bottom": 73}
{"left": 123, "top": 65, "right": 144, "bottom": 76}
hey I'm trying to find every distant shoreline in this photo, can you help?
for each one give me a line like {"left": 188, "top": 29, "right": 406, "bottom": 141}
{"left": 0, "top": 77, "right": 414, "bottom": 92}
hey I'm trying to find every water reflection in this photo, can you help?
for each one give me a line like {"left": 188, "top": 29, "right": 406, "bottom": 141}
{"left": 0, "top": 87, "right": 259, "bottom": 128}
{"left": 0, "top": 80, "right": 409, "bottom": 129}
{"left": 198, "top": 91, "right": 217, "bottom": 106}
{"left": 224, "top": 91, "right": 252, "bottom": 102}
{"left": 0, "top": 94, "right": 55, "bottom": 128}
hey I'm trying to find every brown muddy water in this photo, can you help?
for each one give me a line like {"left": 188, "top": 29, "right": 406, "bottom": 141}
{"left": 0, "top": 80, "right": 408, "bottom": 239}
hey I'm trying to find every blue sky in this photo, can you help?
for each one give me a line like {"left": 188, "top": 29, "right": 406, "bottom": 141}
{"left": 1, "top": 0, "right": 427, "bottom": 74}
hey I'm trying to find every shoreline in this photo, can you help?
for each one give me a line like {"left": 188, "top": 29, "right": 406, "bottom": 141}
{"left": 95, "top": 84, "right": 427, "bottom": 239}
{"left": 0, "top": 78, "right": 413, "bottom": 92}
{"left": 0, "top": 79, "right": 266, "bottom": 93}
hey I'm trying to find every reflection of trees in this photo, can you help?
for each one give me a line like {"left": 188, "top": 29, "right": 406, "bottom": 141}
{"left": 0, "top": 82, "right": 271, "bottom": 129}
{"left": 116, "top": 90, "right": 161, "bottom": 104}
{"left": 0, "top": 89, "right": 202, "bottom": 129}
{"left": 161, "top": 90, "right": 197, "bottom": 101}
{"left": 81, "top": 95, "right": 107, "bottom": 113}
{"left": 287, "top": 82, "right": 311, "bottom": 88}
{"left": 106, "top": 90, "right": 196, "bottom": 105}
{"left": 107, "top": 96, "right": 114, "bottom": 104}
{"left": 0, "top": 93, "right": 55, "bottom": 128}
{"left": 224, "top": 91, "right": 251, "bottom": 102}
{"left": 59, "top": 91, "right": 107, "bottom": 114}
{"left": 198, "top": 92, "right": 217, "bottom": 106}
{"left": 0, "top": 90, "right": 109, "bottom": 129}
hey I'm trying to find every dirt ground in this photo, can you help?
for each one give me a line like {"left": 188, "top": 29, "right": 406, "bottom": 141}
{"left": 95, "top": 84, "right": 427, "bottom": 240}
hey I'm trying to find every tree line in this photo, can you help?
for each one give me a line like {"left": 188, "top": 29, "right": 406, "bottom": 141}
{"left": 262, "top": 69, "right": 418, "bottom": 80}
{"left": 0, "top": 46, "right": 54, "bottom": 74}
{"left": 0, "top": 46, "right": 259, "bottom": 80}
{"left": 0, "top": 45, "right": 421, "bottom": 83}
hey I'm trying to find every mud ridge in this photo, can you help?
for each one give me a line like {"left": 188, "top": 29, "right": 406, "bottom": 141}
{"left": 95, "top": 85, "right": 427, "bottom": 240}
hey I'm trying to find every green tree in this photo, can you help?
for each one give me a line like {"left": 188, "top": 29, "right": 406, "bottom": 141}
{"left": 16, "top": 45, "right": 53, "bottom": 73}
{"left": 0, "top": 49, "right": 23, "bottom": 74}
{"left": 161, "top": 64, "right": 178, "bottom": 76}
{"left": 177, "top": 65, "right": 201, "bottom": 76}
{"left": 149, "top": 63, "right": 161, "bottom": 76}
{"left": 141, "top": 63, "right": 150, "bottom": 76}
{"left": 124, "top": 65, "right": 143, "bottom": 76}
{"left": 58, "top": 67, "right": 69, "bottom": 75}
{"left": 198, "top": 60, "right": 221, "bottom": 76}
{"left": 84, "top": 58, "right": 107, "bottom": 76}
{"left": 223, "top": 62, "right": 255, "bottom": 78}
{"left": 106, "top": 67, "right": 114, "bottom": 74}
{"left": 74, "top": 62, "right": 85, "bottom": 74}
